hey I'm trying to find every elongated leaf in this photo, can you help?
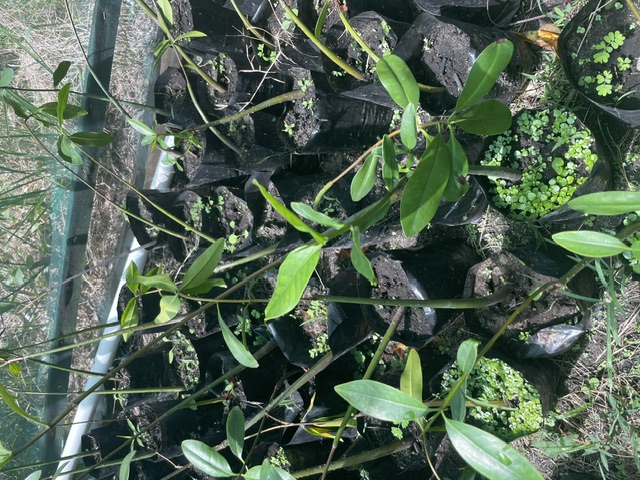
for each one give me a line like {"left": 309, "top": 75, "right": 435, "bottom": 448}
{"left": 0, "top": 68, "right": 14, "bottom": 88}
{"left": 351, "top": 153, "right": 378, "bottom": 201}
{"left": 455, "top": 39, "right": 514, "bottom": 112}
{"left": 128, "top": 118, "right": 156, "bottom": 137}
{"left": 252, "top": 180, "right": 326, "bottom": 245}
{"left": 568, "top": 191, "right": 640, "bottom": 215}
{"left": 218, "top": 311, "right": 259, "bottom": 368}
{"left": 126, "top": 261, "right": 140, "bottom": 294}
{"left": 69, "top": 131, "right": 113, "bottom": 147}
{"left": 0, "top": 381, "right": 46, "bottom": 426}
{"left": 39, "top": 102, "right": 88, "bottom": 119}
{"left": 134, "top": 273, "right": 177, "bottom": 292}
{"left": 53, "top": 61, "right": 71, "bottom": 87}
{"left": 119, "top": 449, "right": 136, "bottom": 480}
{"left": 443, "top": 134, "right": 470, "bottom": 201}
{"left": 24, "top": 471, "right": 41, "bottom": 480}
{"left": 0, "top": 442, "right": 10, "bottom": 469}
{"left": 183, "top": 278, "right": 226, "bottom": 295}
{"left": 121, "top": 297, "right": 139, "bottom": 342}
{"left": 400, "top": 103, "right": 417, "bottom": 149}
{"left": 451, "top": 383, "right": 467, "bottom": 422}
{"left": 9, "top": 362, "right": 20, "bottom": 377}
{"left": 336, "top": 380, "right": 430, "bottom": 422}
{"left": 552, "top": 231, "right": 629, "bottom": 258}
{"left": 57, "top": 83, "right": 70, "bottom": 126}
{"left": 265, "top": 244, "right": 321, "bottom": 320}
{"left": 400, "top": 349, "right": 422, "bottom": 402}
{"left": 350, "top": 226, "right": 376, "bottom": 286}
{"left": 154, "top": 295, "right": 181, "bottom": 324}
{"left": 453, "top": 99, "right": 512, "bottom": 135}
{"left": 457, "top": 339, "right": 478, "bottom": 374}
{"left": 382, "top": 134, "right": 399, "bottom": 189}
{"left": 181, "top": 239, "right": 224, "bottom": 293}
{"left": 376, "top": 54, "right": 420, "bottom": 108}
{"left": 445, "top": 418, "right": 543, "bottom": 480}
{"left": 291, "top": 202, "right": 344, "bottom": 228}
{"left": 174, "top": 31, "right": 207, "bottom": 42}
{"left": 244, "top": 461, "right": 296, "bottom": 480}
{"left": 315, "top": 0, "right": 331, "bottom": 38}
{"left": 153, "top": 39, "right": 172, "bottom": 60}
{"left": 181, "top": 440, "right": 235, "bottom": 477}
{"left": 226, "top": 406, "right": 245, "bottom": 460}
{"left": 57, "top": 135, "right": 82, "bottom": 164}
{"left": 139, "top": 267, "right": 160, "bottom": 294}
{"left": 400, "top": 134, "right": 450, "bottom": 237}
{"left": 157, "top": 0, "right": 174, "bottom": 28}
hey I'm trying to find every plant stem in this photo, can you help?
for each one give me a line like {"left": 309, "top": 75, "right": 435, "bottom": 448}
{"left": 626, "top": 0, "right": 640, "bottom": 22}
{"left": 228, "top": 0, "right": 275, "bottom": 48}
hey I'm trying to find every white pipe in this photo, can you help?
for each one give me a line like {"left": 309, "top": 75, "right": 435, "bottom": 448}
{"left": 58, "top": 143, "right": 175, "bottom": 478}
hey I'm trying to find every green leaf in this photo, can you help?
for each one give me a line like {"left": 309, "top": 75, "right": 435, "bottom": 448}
{"left": 457, "top": 339, "right": 478, "bottom": 374}
{"left": 226, "top": 406, "right": 245, "bottom": 460}
{"left": 452, "top": 99, "right": 512, "bottom": 135}
{"left": 69, "top": 131, "right": 114, "bottom": 147}
{"left": 154, "top": 295, "right": 181, "bottom": 324}
{"left": 57, "top": 83, "right": 71, "bottom": 126}
{"left": 443, "top": 134, "right": 470, "bottom": 201}
{"left": 400, "top": 103, "right": 417, "bottom": 149}
{"left": 134, "top": 273, "right": 177, "bottom": 292}
{"left": 252, "top": 180, "right": 326, "bottom": 245}
{"left": 128, "top": 118, "right": 156, "bottom": 137}
{"left": 121, "top": 297, "right": 139, "bottom": 342}
{"left": 39, "top": 102, "right": 88, "bottom": 119}
{"left": 174, "top": 31, "right": 207, "bottom": 42}
{"left": 0, "top": 68, "right": 14, "bottom": 88}
{"left": 183, "top": 278, "right": 226, "bottom": 295}
{"left": 445, "top": 418, "right": 543, "bottom": 480}
{"left": 4, "top": 95, "right": 29, "bottom": 119}
{"left": 156, "top": 0, "right": 174, "bottom": 28}
{"left": 350, "top": 226, "right": 377, "bottom": 286}
{"left": 126, "top": 261, "right": 140, "bottom": 294}
{"left": 9, "top": 362, "right": 20, "bottom": 377}
{"left": 455, "top": 39, "right": 514, "bottom": 112}
{"left": 291, "top": 202, "right": 345, "bottom": 228}
{"left": 119, "top": 449, "right": 136, "bottom": 480}
{"left": 451, "top": 384, "right": 467, "bottom": 422}
{"left": 568, "top": 191, "right": 640, "bottom": 215}
{"left": 0, "top": 381, "right": 46, "bottom": 426}
{"left": 181, "top": 440, "right": 235, "bottom": 477}
{"left": 552, "top": 231, "right": 630, "bottom": 258}
{"left": 218, "top": 310, "right": 259, "bottom": 368}
{"left": 382, "top": 134, "right": 399, "bottom": 189}
{"left": 139, "top": 267, "right": 160, "bottom": 294}
{"left": 400, "top": 349, "right": 422, "bottom": 402}
{"left": 153, "top": 39, "right": 172, "bottom": 60}
{"left": 315, "top": 0, "right": 331, "bottom": 38}
{"left": 376, "top": 54, "right": 420, "bottom": 108}
{"left": 351, "top": 153, "right": 379, "bottom": 202}
{"left": 335, "top": 380, "right": 431, "bottom": 422}
{"left": 53, "top": 61, "right": 71, "bottom": 87}
{"left": 0, "top": 442, "right": 10, "bottom": 469}
{"left": 181, "top": 239, "right": 225, "bottom": 293}
{"left": 400, "top": 134, "right": 450, "bottom": 237}
{"left": 265, "top": 244, "right": 321, "bottom": 320}
{"left": 244, "top": 461, "right": 296, "bottom": 480}
{"left": 57, "top": 135, "right": 83, "bottom": 164}
{"left": 24, "top": 471, "right": 42, "bottom": 480}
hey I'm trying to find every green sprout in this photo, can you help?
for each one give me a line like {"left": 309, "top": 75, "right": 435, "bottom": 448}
{"left": 593, "top": 31, "right": 626, "bottom": 64}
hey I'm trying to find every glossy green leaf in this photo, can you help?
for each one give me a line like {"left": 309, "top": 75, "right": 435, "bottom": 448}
{"left": 226, "top": 406, "right": 245, "bottom": 460}
{"left": 9, "top": 362, "right": 20, "bottom": 377}
{"left": 568, "top": 191, "right": 640, "bottom": 215}
{"left": 57, "top": 83, "right": 70, "bottom": 126}
{"left": 119, "top": 449, "right": 136, "bottom": 480}
{"left": 183, "top": 278, "right": 226, "bottom": 295}
{"left": 445, "top": 418, "right": 543, "bottom": 480}
{"left": 451, "top": 384, "right": 467, "bottom": 422}
{"left": 358, "top": 198, "right": 391, "bottom": 232}
{"left": 57, "top": 135, "right": 82, "bottom": 164}
{"left": 4, "top": 95, "right": 29, "bottom": 119}
{"left": 457, "top": 339, "right": 478, "bottom": 374}
{"left": 400, "top": 349, "right": 422, "bottom": 402}
{"left": 218, "top": 310, "right": 259, "bottom": 368}
{"left": 153, "top": 39, "right": 172, "bottom": 60}
{"left": 244, "top": 461, "right": 296, "bottom": 480}
{"left": 53, "top": 61, "right": 71, "bottom": 87}
{"left": 139, "top": 267, "right": 160, "bottom": 294}
{"left": 315, "top": 0, "right": 331, "bottom": 38}
{"left": 443, "top": 134, "right": 470, "bottom": 201}
{"left": 400, "top": 103, "right": 417, "bottom": 150}
{"left": 125, "top": 261, "right": 140, "bottom": 294}
{"left": 0, "top": 381, "right": 46, "bottom": 426}
{"left": 351, "top": 153, "right": 379, "bottom": 202}
{"left": 181, "top": 239, "right": 224, "bottom": 293}
{"left": 69, "top": 131, "right": 114, "bottom": 147}
{"left": 128, "top": 118, "right": 156, "bottom": 137}
{"left": 181, "top": 440, "right": 235, "bottom": 477}
{"left": 174, "top": 31, "right": 207, "bottom": 42}
{"left": 291, "top": 202, "right": 344, "bottom": 228}
{"left": 350, "top": 226, "right": 376, "bottom": 286}
{"left": 134, "top": 273, "right": 177, "bottom": 292}
{"left": 252, "top": 180, "right": 326, "bottom": 245}
{"left": 376, "top": 54, "right": 420, "bottom": 108}
{"left": 39, "top": 102, "right": 88, "bottom": 120}
{"left": 157, "top": 0, "right": 174, "bottom": 28}
{"left": 552, "top": 231, "right": 630, "bottom": 258}
{"left": 453, "top": 99, "right": 512, "bottom": 135}
{"left": 265, "top": 244, "right": 321, "bottom": 320}
{"left": 335, "top": 379, "right": 431, "bottom": 422}
{"left": 0, "top": 68, "right": 13, "bottom": 88}
{"left": 400, "top": 134, "right": 450, "bottom": 237}
{"left": 382, "top": 135, "right": 399, "bottom": 189}
{"left": 154, "top": 295, "right": 181, "bottom": 324}
{"left": 456, "top": 39, "right": 514, "bottom": 112}
{"left": 121, "top": 297, "right": 139, "bottom": 342}
{"left": 24, "top": 471, "right": 41, "bottom": 480}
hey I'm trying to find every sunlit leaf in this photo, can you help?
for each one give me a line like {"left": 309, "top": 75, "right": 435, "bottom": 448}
{"left": 265, "top": 244, "right": 321, "bottom": 320}
{"left": 182, "top": 278, "right": 226, "bottom": 295}
{"left": 452, "top": 99, "right": 512, "bottom": 135}
{"left": 351, "top": 153, "right": 378, "bottom": 202}
{"left": 181, "top": 440, "right": 235, "bottom": 477}
{"left": 400, "top": 349, "right": 422, "bottom": 402}
{"left": 154, "top": 295, "right": 181, "bottom": 324}
{"left": 0, "top": 442, "right": 10, "bottom": 469}
{"left": 350, "top": 226, "right": 376, "bottom": 286}
{"left": 69, "top": 131, "right": 114, "bottom": 147}
{"left": 335, "top": 380, "right": 431, "bottom": 422}
{"left": 457, "top": 339, "right": 478, "bottom": 374}
{"left": 134, "top": 273, "right": 177, "bottom": 292}
{"left": 125, "top": 261, "right": 140, "bottom": 294}
{"left": 400, "top": 103, "right": 417, "bottom": 149}
{"left": 156, "top": 0, "right": 174, "bottom": 28}
{"left": 0, "top": 381, "right": 46, "bottom": 426}
{"left": 315, "top": 0, "right": 331, "bottom": 38}
{"left": 119, "top": 449, "right": 136, "bottom": 480}
{"left": 128, "top": 118, "right": 156, "bottom": 137}
{"left": 291, "top": 202, "right": 344, "bottom": 228}
{"left": 53, "top": 61, "right": 71, "bottom": 87}
{"left": 181, "top": 239, "right": 224, "bottom": 293}
{"left": 376, "top": 54, "right": 420, "bottom": 108}
{"left": 39, "top": 102, "right": 88, "bottom": 120}
{"left": 400, "top": 134, "right": 450, "bottom": 237}
{"left": 226, "top": 406, "right": 245, "bottom": 460}
{"left": 455, "top": 39, "right": 514, "bottom": 112}
{"left": 445, "top": 418, "right": 543, "bottom": 480}
{"left": 121, "top": 297, "right": 139, "bottom": 342}
{"left": 57, "top": 135, "right": 82, "bottom": 164}
{"left": 57, "top": 83, "right": 70, "bottom": 126}
{"left": 9, "top": 362, "right": 20, "bottom": 377}
{"left": 552, "top": 231, "right": 630, "bottom": 258}
{"left": 174, "top": 31, "right": 207, "bottom": 42}
{"left": 451, "top": 385, "right": 467, "bottom": 422}
{"left": 218, "top": 310, "right": 258, "bottom": 368}
{"left": 568, "top": 191, "right": 640, "bottom": 215}
{"left": 443, "top": 134, "right": 470, "bottom": 201}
